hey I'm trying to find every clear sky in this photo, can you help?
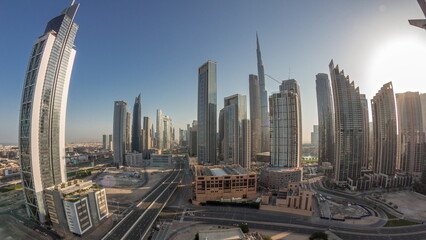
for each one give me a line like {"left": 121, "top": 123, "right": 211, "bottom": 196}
{"left": 1, "top": 0, "right": 426, "bottom": 144}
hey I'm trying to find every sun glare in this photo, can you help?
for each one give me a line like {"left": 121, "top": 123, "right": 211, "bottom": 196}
{"left": 368, "top": 36, "right": 426, "bottom": 95}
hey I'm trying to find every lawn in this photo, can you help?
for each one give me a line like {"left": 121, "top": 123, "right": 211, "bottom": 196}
{"left": 385, "top": 219, "right": 419, "bottom": 227}
{"left": 0, "top": 184, "right": 22, "bottom": 193}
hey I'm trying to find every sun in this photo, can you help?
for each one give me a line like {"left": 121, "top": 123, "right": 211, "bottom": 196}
{"left": 368, "top": 36, "right": 426, "bottom": 95}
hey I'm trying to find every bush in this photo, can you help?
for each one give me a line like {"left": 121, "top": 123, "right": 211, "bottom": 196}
{"left": 263, "top": 236, "right": 272, "bottom": 240}
{"left": 310, "top": 232, "right": 328, "bottom": 240}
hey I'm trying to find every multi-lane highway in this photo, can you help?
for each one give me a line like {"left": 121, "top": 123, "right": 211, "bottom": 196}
{"left": 102, "top": 161, "right": 182, "bottom": 240}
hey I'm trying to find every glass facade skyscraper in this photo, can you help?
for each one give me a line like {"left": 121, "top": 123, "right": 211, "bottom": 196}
{"left": 113, "top": 101, "right": 128, "bottom": 166}
{"left": 197, "top": 60, "right": 217, "bottom": 165}
{"left": 329, "top": 60, "right": 364, "bottom": 182}
{"left": 315, "top": 73, "right": 335, "bottom": 166}
{"left": 132, "top": 94, "right": 142, "bottom": 153}
{"left": 256, "top": 34, "right": 270, "bottom": 153}
{"left": 249, "top": 74, "right": 261, "bottom": 160}
{"left": 371, "top": 82, "right": 398, "bottom": 175}
{"left": 18, "top": 3, "right": 80, "bottom": 222}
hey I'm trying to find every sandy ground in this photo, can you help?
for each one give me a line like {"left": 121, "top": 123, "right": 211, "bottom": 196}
{"left": 0, "top": 214, "right": 50, "bottom": 240}
{"left": 97, "top": 166, "right": 171, "bottom": 207}
{"left": 381, "top": 191, "right": 426, "bottom": 220}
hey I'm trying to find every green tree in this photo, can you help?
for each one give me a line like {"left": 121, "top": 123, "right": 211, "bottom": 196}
{"left": 239, "top": 224, "right": 249, "bottom": 233}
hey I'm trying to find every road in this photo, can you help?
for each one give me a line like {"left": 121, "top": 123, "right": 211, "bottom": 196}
{"left": 102, "top": 159, "right": 183, "bottom": 240}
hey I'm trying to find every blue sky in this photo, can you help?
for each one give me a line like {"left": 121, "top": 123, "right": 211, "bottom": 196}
{"left": 1, "top": 0, "right": 426, "bottom": 143}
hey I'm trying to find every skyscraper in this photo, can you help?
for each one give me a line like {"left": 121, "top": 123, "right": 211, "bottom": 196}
{"left": 396, "top": 92, "right": 425, "bottom": 178}
{"left": 18, "top": 3, "right": 80, "bottom": 222}
{"left": 156, "top": 109, "right": 164, "bottom": 150}
{"left": 113, "top": 101, "right": 127, "bottom": 166}
{"left": 360, "top": 94, "right": 370, "bottom": 169}
{"left": 315, "top": 73, "right": 335, "bottom": 166}
{"left": 126, "top": 111, "right": 131, "bottom": 153}
{"left": 371, "top": 82, "right": 398, "bottom": 175}
{"left": 143, "top": 116, "right": 151, "bottom": 152}
{"left": 329, "top": 60, "right": 364, "bottom": 182}
{"left": 269, "top": 79, "right": 302, "bottom": 168}
{"left": 102, "top": 134, "right": 107, "bottom": 149}
{"left": 197, "top": 60, "right": 217, "bottom": 165}
{"left": 256, "top": 34, "right": 270, "bottom": 153}
{"left": 249, "top": 74, "right": 261, "bottom": 160}
{"left": 132, "top": 94, "right": 141, "bottom": 153}
{"left": 219, "top": 94, "right": 251, "bottom": 168}
{"left": 108, "top": 134, "right": 113, "bottom": 150}
{"left": 311, "top": 125, "right": 319, "bottom": 146}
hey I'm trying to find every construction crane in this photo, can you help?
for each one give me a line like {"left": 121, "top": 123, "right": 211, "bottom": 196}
{"left": 264, "top": 73, "right": 282, "bottom": 84}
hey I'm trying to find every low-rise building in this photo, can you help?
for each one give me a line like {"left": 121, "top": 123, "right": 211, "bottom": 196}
{"left": 125, "top": 152, "right": 144, "bottom": 166}
{"left": 44, "top": 180, "right": 109, "bottom": 236}
{"left": 150, "top": 154, "right": 172, "bottom": 166}
{"left": 193, "top": 164, "right": 257, "bottom": 203}
{"left": 260, "top": 182, "right": 313, "bottom": 216}
{"left": 259, "top": 167, "right": 303, "bottom": 190}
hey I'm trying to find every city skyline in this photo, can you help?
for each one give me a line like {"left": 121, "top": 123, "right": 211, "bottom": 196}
{"left": 2, "top": 1, "right": 426, "bottom": 144}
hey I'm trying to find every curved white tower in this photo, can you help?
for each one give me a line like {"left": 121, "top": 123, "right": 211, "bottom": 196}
{"left": 18, "top": 3, "right": 80, "bottom": 222}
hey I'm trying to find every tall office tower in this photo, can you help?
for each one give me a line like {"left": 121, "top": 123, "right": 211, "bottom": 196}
{"left": 219, "top": 94, "right": 250, "bottom": 168}
{"left": 132, "top": 94, "right": 141, "bottom": 153}
{"left": 242, "top": 119, "right": 251, "bottom": 169}
{"left": 249, "top": 74, "right": 261, "bottom": 160}
{"left": 310, "top": 125, "right": 319, "bottom": 146}
{"left": 113, "top": 101, "right": 127, "bottom": 166}
{"left": 315, "top": 73, "right": 335, "bottom": 166}
{"left": 108, "top": 134, "right": 113, "bottom": 150}
{"left": 371, "top": 82, "right": 398, "bottom": 175}
{"left": 256, "top": 34, "right": 270, "bottom": 153}
{"left": 143, "top": 117, "right": 151, "bottom": 151}
{"left": 126, "top": 112, "right": 131, "bottom": 153}
{"left": 197, "top": 61, "right": 217, "bottom": 165}
{"left": 329, "top": 61, "right": 364, "bottom": 182}
{"left": 18, "top": 3, "right": 80, "bottom": 222}
{"left": 360, "top": 94, "right": 370, "bottom": 169}
{"left": 156, "top": 109, "right": 164, "bottom": 150}
{"left": 102, "top": 134, "right": 107, "bottom": 149}
{"left": 396, "top": 92, "right": 425, "bottom": 177}
{"left": 269, "top": 79, "right": 302, "bottom": 168}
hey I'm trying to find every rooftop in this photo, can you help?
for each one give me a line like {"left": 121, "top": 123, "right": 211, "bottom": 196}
{"left": 195, "top": 165, "right": 253, "bottom": 177}
{"left": 198, "top": 228, "right": 245, "bottom": 240}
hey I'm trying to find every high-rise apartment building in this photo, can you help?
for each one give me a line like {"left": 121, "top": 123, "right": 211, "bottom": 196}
{"left": 315, "top": 73, "right": 335, "bottom": 166}
{"left": 18, "top": 3, "right": 80, "bottom": 222}
{"left": 256, "top": 34, "right": 270, "bottom": 153}
{"left": 269, "top": 79, "right": 302, "bottom": 168}
{"left": 371, "top": 82, "right": 398, "bottom": 175}
{"left": 249, "top": 74, "right": 261, "bottom": 160}
{"left": 132, "top": 94, "right": 141, "bottom": 153}
{"left": 219, "top": 94, "right": 251, "bottom": 168}
{"left": 197, "top": 61, "right": 217, "bottom": 165}
{"left": 396, "top": 92, "right": 425, "bottom": 178}
{"left": 189, "top": 120, "right": 198, "bottom": 157}
{"left": 329, "top": 61, "right": 364, "bottom": 182}
{"left": 113, "top": 101, "right": 127, "bottom": 166}
{"left": 360, "top": 94, "right": 370, "bottom": 169}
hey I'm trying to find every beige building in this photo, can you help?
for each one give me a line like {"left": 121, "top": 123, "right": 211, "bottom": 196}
{"left": 259, "top": 167, "right": 303, "bottom": 190}
{"left": 261, "top": 182, "right": 313, "bottom": 216}
{"left": 193, "top": 165, "right": 257, "bottom": 203}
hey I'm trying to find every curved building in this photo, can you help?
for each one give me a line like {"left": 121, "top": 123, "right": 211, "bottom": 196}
{"left": 18, "top": 3, "right": 80, "bottom": 222}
